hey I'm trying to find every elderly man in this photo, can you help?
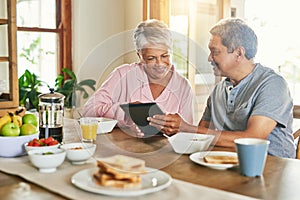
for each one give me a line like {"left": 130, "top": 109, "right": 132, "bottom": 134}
{"left": 148, "top": 18, "right": 296, "bottom": 158}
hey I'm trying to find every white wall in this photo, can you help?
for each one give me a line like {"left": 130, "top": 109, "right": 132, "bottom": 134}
{"left": 231, "top": 0, "right": 245, "bottom": 18}
{"left": 72, "top": 0, "right": 143, "bottom": 106}
{"left": 73, "top": 0, "right": 142, "bottom": 84}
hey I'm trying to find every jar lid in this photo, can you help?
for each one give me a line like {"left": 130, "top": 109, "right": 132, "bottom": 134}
{"left": 38, "top": 88, "right": 65, "bottom": 103}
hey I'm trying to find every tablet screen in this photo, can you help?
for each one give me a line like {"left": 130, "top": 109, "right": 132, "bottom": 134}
{"left": 120, "top": 102, "right": 164, "bottom": 137}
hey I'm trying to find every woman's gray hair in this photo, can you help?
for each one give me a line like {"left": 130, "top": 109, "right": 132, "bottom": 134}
{"left": 210, "top": 18, "right": 257, "bottom": 60}
{"left": 133, "top": 19, "right": 173, "bottom": 51}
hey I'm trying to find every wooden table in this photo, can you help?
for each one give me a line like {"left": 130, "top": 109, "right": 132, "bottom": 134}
{"left": 1, "top": 126, "right": 300, "bottom": 199}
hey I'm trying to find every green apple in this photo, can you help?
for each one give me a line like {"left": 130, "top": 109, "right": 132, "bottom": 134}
{"left": 22, "top": 113, "right": 38, "bottom": 127}
{"left": 1, "top": 122, "right": 20, "bottom": 136}
{"left": 20, "top": 124, "right": 37, "bottom": 135}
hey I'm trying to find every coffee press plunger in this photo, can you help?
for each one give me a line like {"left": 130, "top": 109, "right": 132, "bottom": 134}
{"left": 38, "top": 88, "right": 65, "bottom": 142}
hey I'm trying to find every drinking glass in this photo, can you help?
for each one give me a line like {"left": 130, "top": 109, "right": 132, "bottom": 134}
{"left": 79, "top": 117, "right": 98, "bottom": 143}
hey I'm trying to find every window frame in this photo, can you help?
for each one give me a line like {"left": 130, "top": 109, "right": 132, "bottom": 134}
{"left": 16, "top": 0, "right": 72, "bottom": 76}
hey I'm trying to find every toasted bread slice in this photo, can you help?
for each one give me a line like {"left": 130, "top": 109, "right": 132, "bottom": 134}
{"left": 97, "top": 167, "right": 141, "bottom": 182}
{"left": 97, "top": 155, "right": 146, "bottom": 174}
{"left": 203, "top": 155, "right": 238, "bottom": 164}
{"left": 93, "top": 173, "right": 141, "bottom": 189}
{"left": 93, "top": 155, "right": 146, "bottom": 189}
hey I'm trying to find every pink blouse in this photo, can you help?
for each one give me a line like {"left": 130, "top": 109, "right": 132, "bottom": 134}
{"left": 82, "top": 63, "right": 194, "bottom": 126}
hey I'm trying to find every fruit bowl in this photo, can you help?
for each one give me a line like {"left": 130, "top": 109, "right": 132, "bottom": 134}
{"left": 28, "top": 148, "right": 66, "bottom": 173}
{"left": 60, "top": 142, "right": 96, "bottom": 165}
{"left": 0, "top": 132, "right": 39, "bottom": 157}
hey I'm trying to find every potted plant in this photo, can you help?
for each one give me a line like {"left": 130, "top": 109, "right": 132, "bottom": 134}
{"left": 54, "top": 68, "right": 96, "bottom": 117}
{"left": 18, "top": 69, "right": 48, "bottom": 110}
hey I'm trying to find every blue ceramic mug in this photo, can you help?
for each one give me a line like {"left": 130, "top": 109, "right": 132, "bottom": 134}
{"left": 234, "top": 138, "right": 270, "bottom": 177}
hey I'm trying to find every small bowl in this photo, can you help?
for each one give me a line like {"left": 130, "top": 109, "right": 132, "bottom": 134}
{"left": 24, "top": 142, "right": 60, "bottom": 154}
{"left": 0, "top": 133, "right": 39, "bottom": 157}
{"left": 168, "top": 132, "right": 215, "bottom": 154}
{"left": 28, "top": 148, "right": 66, "bottom": 173}
{"left": 95, "top": 117, "right": 117, "bottom": 133}
{"left": 60, "top": 142, "right": 96, "bottom": 165}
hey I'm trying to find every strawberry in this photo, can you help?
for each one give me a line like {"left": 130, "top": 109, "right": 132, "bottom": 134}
{"left": 48, "top": 140, "right": 59, "bottom": 146}
{"left": 33, "top": 142, "right": 40, "bottom": 146}
{"left": 27, "top": 137, "right": 59, "bottom": 147}
{"left": 40, "top": 138, "right": 46, "bottom": 143}
{"left": 27, "top": 141, "right": 34, "bottom": 146}
{"left": 44, "top": 137, "right": 55, "bottom": 145}
{"left": 32, "top": 138, "right": 39, "bottom": 143}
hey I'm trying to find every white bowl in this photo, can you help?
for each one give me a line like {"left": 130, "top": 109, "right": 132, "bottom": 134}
{"left": 24, "top": 142, "right": 60, "bottom": 153}
{"left": 0, "top": 133, "right": 39, "bottom": 157}
{"left": 96, "top": 117, "right": 117, "bottom": 133}
{"left": 168, "top": 132, "right": 215, "bottom": 154}
{"left": 60, "top": 142, "right": 96, "bottom": 165}
{"left": 28, "top": 148, "right": 66, "bottom": 173}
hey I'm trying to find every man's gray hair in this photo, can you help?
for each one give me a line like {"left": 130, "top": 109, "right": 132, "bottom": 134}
{"left": 210, "top": 18, "right": 257, "bottom": 60}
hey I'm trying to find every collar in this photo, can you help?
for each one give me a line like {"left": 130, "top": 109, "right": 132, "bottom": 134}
{"left": 135, "top": 64, "right": 180, "bottom": 101}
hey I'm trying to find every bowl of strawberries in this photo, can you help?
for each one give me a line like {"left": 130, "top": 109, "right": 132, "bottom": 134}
{"left": 24, "top": 137, "right": 60, "bottom": 153}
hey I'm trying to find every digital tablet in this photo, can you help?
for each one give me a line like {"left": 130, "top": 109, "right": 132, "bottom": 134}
{"left": 120, "top": 102, "right": 164, "bottom": 137}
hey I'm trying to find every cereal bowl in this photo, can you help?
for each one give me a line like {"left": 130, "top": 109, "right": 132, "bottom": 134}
{"left": 28, "top": 148, "right": 66, "bottom": 173}
{"left": 0, "top": 132, "right": 39, "bottom": 157}
{"left": 95, "top": 117, "right": 117, "bottom": 133}
{"left": 60, "top": 142, "right": 96, "bottom": 165}
{"left": 168, "top": 132, "right": 215, "bottom": 154}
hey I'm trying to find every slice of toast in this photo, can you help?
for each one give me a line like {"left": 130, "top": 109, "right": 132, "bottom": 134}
{"left": 93, "top": 173, "right": 141, "bottom": 189}
{"left": 94, "top": 155, "right": 146, "bottom": 189}
{"left": 97, "top": 167, "right": 142, "bottom": 182}
{"left": 203, "top": 155, "right": 238, "bottom": 164}
{"left": 97, "top": 155, "right": 146, "bottom": 174}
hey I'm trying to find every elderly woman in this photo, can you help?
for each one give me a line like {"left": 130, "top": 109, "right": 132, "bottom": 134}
{"left": 82, "top": 19, "right": 194, "bottom": 136}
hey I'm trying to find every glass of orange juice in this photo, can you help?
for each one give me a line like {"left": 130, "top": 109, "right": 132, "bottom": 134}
{"left": 79, "top": 117, "right": 98, "bottom": 143}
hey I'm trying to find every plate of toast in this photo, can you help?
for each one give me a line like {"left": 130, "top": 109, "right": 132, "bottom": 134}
{"left": 71, "top": 155, "right": 172, "bottom": 196}
{"left": 189, "top": 151, "right": 239, "bottom": 170}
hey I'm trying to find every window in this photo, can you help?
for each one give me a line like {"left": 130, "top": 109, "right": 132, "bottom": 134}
{"left": 150, "top": 0, "right": 300, "bottom": 121}
{"left": 143, "top": 0, "right": 228, "bottom": 121}
{"left": 170, "top": 0, "right": 228, "bottom": 121}
{"left": 244, "top": 0, "right": 300, "bottom": 105}
{"left": 16, "top": 0, "right": 72, "bottom": 91}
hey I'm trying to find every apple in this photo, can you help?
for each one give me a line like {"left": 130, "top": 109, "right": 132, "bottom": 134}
{"left": 20, "top": 124, "right": 37, "bottom": 135}
{"left": 1, "top": 122, "right": 20, "bottom": 136}
{"left": 22, "top": 113, "right": 38, "bottom": 127}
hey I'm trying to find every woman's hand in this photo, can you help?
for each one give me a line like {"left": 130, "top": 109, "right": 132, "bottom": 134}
{"left": 147, "top": 113, "right": 189, "bottom": 136}
{"left": 128, "top": 124, "right": 144, "bottom": 137}
{"left": 119, "top": 119, "right": 145, "bottom": 138}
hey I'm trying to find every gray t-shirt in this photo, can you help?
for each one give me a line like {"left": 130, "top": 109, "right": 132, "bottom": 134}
{"left": 202, "top": 63, "right": 296, "bottom": 158}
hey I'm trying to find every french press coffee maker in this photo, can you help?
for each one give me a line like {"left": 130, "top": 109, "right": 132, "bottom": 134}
{"left": 38, "top": 88, "right": 65, "bottom": 142}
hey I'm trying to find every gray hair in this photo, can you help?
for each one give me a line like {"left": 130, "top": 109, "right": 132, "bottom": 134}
{"left": 210, "top": 18, "right": 257, "bottom": 60}
{"left": 133, "top": 19, "right": 173, "bottom": 51}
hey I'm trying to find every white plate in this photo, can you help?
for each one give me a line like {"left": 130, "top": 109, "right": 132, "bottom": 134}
{"left": 71, "top": 167, "right": 172, "bottom": 197}
{"left": 189, "top": 151, "right": 238, "bottom": 170}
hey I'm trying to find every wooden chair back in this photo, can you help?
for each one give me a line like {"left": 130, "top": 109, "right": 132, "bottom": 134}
{"left": 293, "top": 105, "right": 300, "bottom": 159}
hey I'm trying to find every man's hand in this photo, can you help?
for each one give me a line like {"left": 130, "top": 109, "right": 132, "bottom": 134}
{"left": 148, "top": 113, "right": 189, "bottom": 135}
